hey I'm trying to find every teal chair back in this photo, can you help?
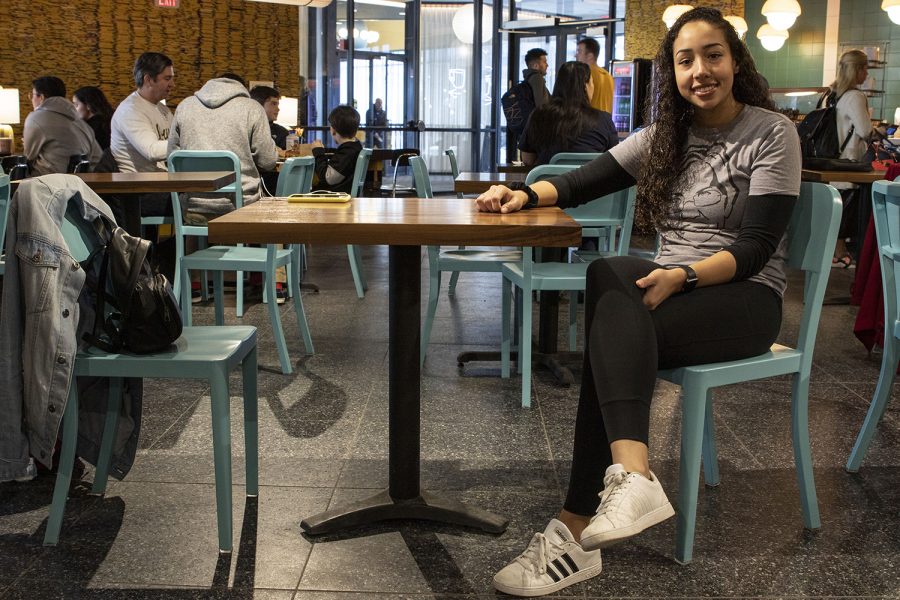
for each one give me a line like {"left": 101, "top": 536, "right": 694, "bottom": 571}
{"left": 549, "top": 152, "right": 602, "bottom": 166}
{"left": 350, "top": 148, "right": 373, "bottom": 197}
{"left": 409, "top": 156, "right": 433, "bottom": 198}
{"left": 658, "top": 181, "right": 841, "bottom": 563}
{"left": 167, "top": 150, "right": 243, "bottom": 208}
{"left": 445, "top": 148, "right": 463, "bottom": 199}
{"left": 0, "top": 175, "right": 10, "bottom": 275}
{"left": 847, "top": 180, "right": 900, "bottom": 470}
{"left": 526, "top": 164, "right": 634, "bottom": 256}
{"left": 276, "top": 156, "right": 315, "bottom": 196}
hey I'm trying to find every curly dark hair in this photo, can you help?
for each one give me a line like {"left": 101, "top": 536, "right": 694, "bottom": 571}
{"left": 637, "top": 7, "right": 774, "bottom": 230}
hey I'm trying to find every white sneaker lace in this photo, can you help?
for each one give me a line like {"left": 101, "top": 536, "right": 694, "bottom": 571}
{"left": 515, "top": 532, "right": 560, "bottom": 575}
{"left": 595, "top": 470, "right": 629, "bottom": 518}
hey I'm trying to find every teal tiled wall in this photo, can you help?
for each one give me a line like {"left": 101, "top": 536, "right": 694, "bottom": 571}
{"left": 744, "top": 0, "right": 900, "bottom": 121}
{"left": 744, "top": 0, "right": 828, "bottom": 88}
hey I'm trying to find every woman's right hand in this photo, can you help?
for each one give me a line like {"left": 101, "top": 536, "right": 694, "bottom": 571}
{"left": 475, "top": 185, "right": 528, "bottom": 213}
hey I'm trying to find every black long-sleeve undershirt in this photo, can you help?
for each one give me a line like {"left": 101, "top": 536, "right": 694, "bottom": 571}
{"left": 545, "top": 152, "right": 797, "bottom": 282}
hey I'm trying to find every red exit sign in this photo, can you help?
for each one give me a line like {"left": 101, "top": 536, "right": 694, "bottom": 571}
{"left": 156, "top": 0, "right": 180, "bottom": 7}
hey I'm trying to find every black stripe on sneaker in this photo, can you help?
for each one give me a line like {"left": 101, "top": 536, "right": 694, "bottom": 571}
{"left": 545, "top": 564, "right": 562, "bottom": 582}
{"left": 560, "top": 552, "right": 580, "bottom": 574}
{"left": 551, "top": 558, "right": 571, "bottom": 578}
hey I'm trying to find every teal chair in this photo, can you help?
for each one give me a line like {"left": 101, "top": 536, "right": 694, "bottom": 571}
{"left": 847, "top": 179, "right": 900, "bottom": 471}
{"left": 347, "top": 148, "right": 372, "bottom": 298}
{"left": 165, "top": 151, "right": 243, "bottom": 312}
{"left": 170, "top": 152, "right": 314, "bottom": 375}
{"left": 500, "top": 165, "right": 634, "bottom": 408}
{"left": 444, "top": 148, "right": 467, "bottom": 295}
{"left": 549, "top": 152, "right": 602, "bottom": 166}
{"left": 409, "top": 156, "right": 522, "bottom": 366}
{"left": 45, "top": 192, "right": 260, "bottom": 553}
{"left": 658, "top": 181, "right": 841, "bottom": 564}
{"left": 275, "top": 156, "right": 316, "bottom": 296}
{"left": 0, "top": 174, "right": 10, "bottom": 276}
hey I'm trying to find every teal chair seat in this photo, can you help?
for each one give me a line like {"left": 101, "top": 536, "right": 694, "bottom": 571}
{"left": 45, "top": 187, "right": 260, "bottom": 553}
{"left": 847, "top": 179, "right": 900, "bottom": 472}
{"left": 409, "top": 155, "right": 524, "bottom": 366}
{"left": 657, "top": 181, "right": 841, "bottom": 564}
{"left": 500, "top": 164, "right": 635, "bottom": 408}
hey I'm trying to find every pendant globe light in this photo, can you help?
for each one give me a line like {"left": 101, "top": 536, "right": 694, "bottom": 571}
{"left": 756, "top": 23, "right": 789, "bottom": 51}
{"left": 724, "top": 15, "right": 748, "bottom": 39}
{"left": 662, "top": 4, "right": 693, "bottom": 29}
{"left": 761, "top": 0, "right": 801, "bottom": 30}
{"left": 883, "top": 0, "right": 900, "bottom": 25}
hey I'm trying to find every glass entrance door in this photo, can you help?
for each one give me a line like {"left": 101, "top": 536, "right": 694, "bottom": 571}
{"left": 341, "top": 54, "right": 406, "bottom": 148}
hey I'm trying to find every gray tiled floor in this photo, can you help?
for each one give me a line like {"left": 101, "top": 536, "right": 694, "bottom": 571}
{"left": 2, "top": 245, "right": 900, "bottom": 598}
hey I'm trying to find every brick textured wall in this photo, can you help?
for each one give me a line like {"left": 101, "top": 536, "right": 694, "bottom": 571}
{"left": 625, "top": 0, "right": 745, "bottom": 59}
{"left": 0, "top": 0, "right": 299, "bottom": 141}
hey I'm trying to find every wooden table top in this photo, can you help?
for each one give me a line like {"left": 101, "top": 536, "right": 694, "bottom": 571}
{"left": 208, "top": 197, "right": 581, "bottom": 247}
{"left": 10, "top": 171, "right": 236, "bottom": 194}
{"left": 801, "top": 169, "right": 887, "bottom": 184}
{"left": 455, "top": 171, "right": 527, "bottom": 194}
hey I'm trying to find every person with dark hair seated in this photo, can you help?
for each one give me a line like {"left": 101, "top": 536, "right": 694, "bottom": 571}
{"left": 312, "top": 105, "right": 362, "bottom": 194}
{"left": 23, "top": 76, "right": 102, "bottom": 176}
{"left": 250, "top": 85, "right": 290, "bottom": 150}
{"left": 519, "top": 61, "right": 618, "bottom": 167}
{"left": 72, "top": 86, "right": 115, "bottom": 150}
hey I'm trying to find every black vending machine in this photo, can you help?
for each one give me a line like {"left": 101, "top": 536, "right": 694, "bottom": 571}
{"left": 610, "top": 58, "right": 653, "bottom": 134}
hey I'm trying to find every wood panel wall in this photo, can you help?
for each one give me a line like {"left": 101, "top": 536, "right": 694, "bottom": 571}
{"left": 624, "top": 0, "right": 745, "bottom": 60}
{"left": 0, "top": 0, "right": 300, "bottom": 140}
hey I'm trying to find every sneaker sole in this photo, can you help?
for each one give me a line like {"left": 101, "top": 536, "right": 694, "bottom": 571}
{"left": 580, "top": 502, "right": 675, "bottom": 551}
{"left": 492, "top": 561, "right": 603, "bottom": 597}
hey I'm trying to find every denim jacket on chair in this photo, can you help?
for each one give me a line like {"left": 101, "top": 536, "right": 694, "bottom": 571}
{"left": 0, "top": 174, "right": 141, "bottom": 479}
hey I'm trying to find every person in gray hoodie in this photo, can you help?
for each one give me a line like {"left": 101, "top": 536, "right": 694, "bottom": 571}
{"left": 23, "top": 76, "right": 102, "bottom": 176}
{"left": 167, "top": 73, "right": 278, "bottom": 218}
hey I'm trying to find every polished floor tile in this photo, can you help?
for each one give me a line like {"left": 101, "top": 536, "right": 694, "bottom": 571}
{"left": 3, "top": 244, "right": 900, "bottom": 598}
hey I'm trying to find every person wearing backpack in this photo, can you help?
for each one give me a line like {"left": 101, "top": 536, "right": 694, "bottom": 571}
{"left": 518, "top": 61, "right": 618, "bottom": 167}
{"left": 501, "top": 48, "right": 550, "bottom": 137}
{"left": 827, "top": 49, "right": 873, "bottom": 267}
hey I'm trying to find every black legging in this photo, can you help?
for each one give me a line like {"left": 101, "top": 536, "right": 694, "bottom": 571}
{"left": 563, "top": 256, "right": 782, "bottom": 516}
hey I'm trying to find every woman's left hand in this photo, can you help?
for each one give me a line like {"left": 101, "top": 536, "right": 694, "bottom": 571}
{"left": 635, "top": 268, "right": 686, "bottom": 310}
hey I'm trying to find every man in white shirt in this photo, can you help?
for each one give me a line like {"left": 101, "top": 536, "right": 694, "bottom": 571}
{"left": 109, "top": 52, "right": 175, "bottom": 224}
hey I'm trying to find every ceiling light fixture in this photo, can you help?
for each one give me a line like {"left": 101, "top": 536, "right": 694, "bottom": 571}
{"left": 761, "top": 0, "right": 801, "bottom": 30}
{"left": 883, "top": 0, "right": 900, "bottom": 25}
{"left": 756, "top": 23, "right": 789, "bottom": 51}
{"left": 661, "top": 4, "right": 693, "bottom": 29}
{"left": 724, "top": 15, "right": 748, "bottom": 39}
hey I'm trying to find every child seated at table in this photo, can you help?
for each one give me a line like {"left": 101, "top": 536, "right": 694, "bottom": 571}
{"left": 312, "top": 105, "right": 362, "bottom": 194}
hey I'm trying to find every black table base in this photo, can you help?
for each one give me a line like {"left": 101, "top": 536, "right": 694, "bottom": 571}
{"left": 300, "top": 245, "right": 508, "bottom": 536}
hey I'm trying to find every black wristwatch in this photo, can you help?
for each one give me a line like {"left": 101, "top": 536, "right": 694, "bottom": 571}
{"left": 507, "top": 181, "right": 540, "bottom": 209}
{"left": 667, "top": 264, "right": 698, "bottom": 292}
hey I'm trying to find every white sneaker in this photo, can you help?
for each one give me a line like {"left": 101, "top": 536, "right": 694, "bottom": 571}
{"left": 492, "top": 518, "right": 602, "bottom": 597}
{"left": 580, "top": 464, "right": 675, "bottom": 551}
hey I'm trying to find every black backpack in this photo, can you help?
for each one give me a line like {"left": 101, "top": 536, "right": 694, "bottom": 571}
{"left": 501, "top": 79, "right": 536, "bottom": 136}
{"left": 82, "top": 226, "right": 183, "bottom": 354}
{"left": 797, "top": 91, "right": 855, "bottom": 164}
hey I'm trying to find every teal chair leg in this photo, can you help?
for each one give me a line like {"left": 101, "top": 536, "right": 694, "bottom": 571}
{"left": 44, "top": 383, "right": 79, "bottom": 546}
{"left": 520, "top": 282, "right": 533, "bottom": 409}
{"left": 91, "top": 378, "right": 123, "bottom": 495}
{"left": 242, "top": 346, "right": 259, "bottom": 497}
{"left": 568, "top": 290, "right": 578, "bottom": 352}
{"left": 348, "top": 245, "right": 366, "bottom": 298}
{"left": 236, "top": 270, "right": 244, "bottom": 318}
{"left": 501, "top": 277, "right": 512, "bottom": 379}
{"left": 213, "top": 271, "right": 225, "bottom": 326}
{"left": 847, "top": 337, "right": 898, "bottom": 472}
{"left": 181, "top": 265, "right": 193, "bottom": 327}
{"left": 791, "top": 372, "right": 820, "bottom": 530}
{"left": 198, "top": 237, "right": 209, "bottom": 303}
{"left": 448, "top": 249, "right": 462, "bottom": 297}
{"left": 264, "top": 268, "right": 292, "bottom": 375}
{"left": 209, "top": 369, "right": 234, "bottom": 553}
{"left": 674, "top": 381, "right": 707, "bottom": 564}
{"left": 420, "top": 263, "right": 441, "bottom": 367}
{"left": 289, "top": 256, "right": 315, "bottom": 355}
{"left": 701, "top": 391, "right": 720, "bottom": 486}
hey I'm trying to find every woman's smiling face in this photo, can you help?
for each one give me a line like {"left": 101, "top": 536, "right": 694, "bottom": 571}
{"left": 673, "top": 20, "right": 738, "bottom": 118}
